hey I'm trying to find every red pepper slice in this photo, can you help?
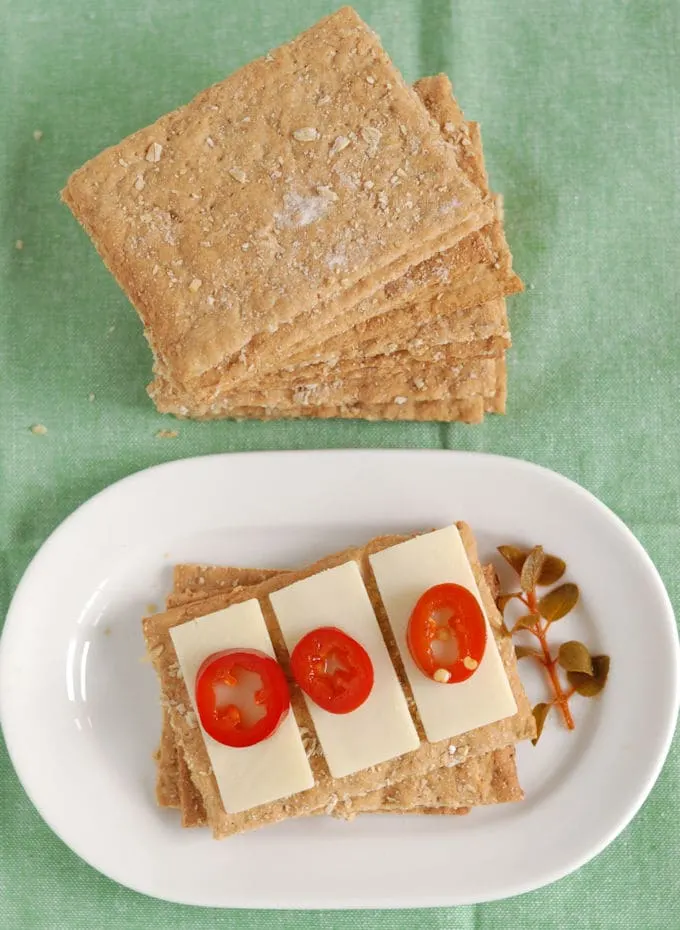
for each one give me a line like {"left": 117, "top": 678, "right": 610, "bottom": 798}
{"left": 194, "top": 649, "right": 290, "bottom": 748}
{"left": 407, "top": 583, "right": 487, "bottom": 684}
{"left": 290, "top": 626, "right": 374, "bottom": 715}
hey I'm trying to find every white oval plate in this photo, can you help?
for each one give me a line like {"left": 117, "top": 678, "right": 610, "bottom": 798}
{"left": 1, "top": 451, "right": 677, "bottom": 908}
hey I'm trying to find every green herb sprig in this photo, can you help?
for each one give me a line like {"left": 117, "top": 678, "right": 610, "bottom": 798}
{"left": 497, "top": 545, "right": 610, "bottom": 744}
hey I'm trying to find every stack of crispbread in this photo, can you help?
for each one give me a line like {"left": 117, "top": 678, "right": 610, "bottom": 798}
{"left": 143, "top": 523, "right": 536, "bottom": 837}
{"left": 63, "top": 8, "right": 523, "bottom": 424}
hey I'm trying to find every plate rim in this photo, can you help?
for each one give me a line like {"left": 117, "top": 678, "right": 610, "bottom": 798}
{"left": 1, "top": 449, "right": 678, "bottom": 909}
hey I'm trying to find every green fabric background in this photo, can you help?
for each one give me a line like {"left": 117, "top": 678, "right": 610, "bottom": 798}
{"left": 1, "top": 0, "right": 678, "bottom": 925}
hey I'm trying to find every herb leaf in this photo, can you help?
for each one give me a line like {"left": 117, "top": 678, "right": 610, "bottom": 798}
{"left": 512, "top": 613, "right": 540, "bottom": 633}
{"left": 567, "top": 655, "right": 610, "bottom": 697}
{"left": 497, "top": 592, "right": 520, "bottom": 613}
{"left": 515, "top": 644, "right": 541, "bottom": 661}
{"left": 537, "top": 583, "right": 579, "bottom": 622}
{"left": 532, "top": 702, "right": 551, "bottom": 745}
{"left": 497, "top": 545, "right": 526, "bottom": 576}
{"left": 520, "top": 546, "right": 545, "bottom": 592}
{"left": 558, "top": 641, "right": 593, "bottom": 675}
{"left": 537, "top": 555, "right": 567, "bottom": 586}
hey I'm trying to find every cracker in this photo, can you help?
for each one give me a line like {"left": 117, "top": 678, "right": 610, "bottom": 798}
{"left": 250, "top": 75, "right": 519, "bottom": 371}
{"left": 168, "top": 743, "right": 516, "bottom": 828}
{"left": 149, "top": 354, "right": 507, "bottom": 423}
{"left": 154, "top": 393, "right": 487, "bottom": 424}
{"left": 160, "top": 563, "right": 521, "bottom": 824}
{"left": 143, "top": 524, "right": 534, "bottom": 838}
{"left": 166, "top": 355, "right": 499, "bottom": 413}
{"left": 165, "top": 566, "right": 282, "bottom": 828}
{"left": 146, "top": 79, "right": 520, "bottom": 405}
{"left": 154, "top": 708, "right": 180, "bottom": 808}
{"left": 149, "top": 296, "right": 510, "bottom": 416}
{"left": 208, "top": 77, "right": 507, "bottom": 380}
{"left": 63, "top": 8, "right": 486, "bottom": 392}
{"left": 288, "top": 286, "right": 513, "bottom": 372}
{"left": 344, "top": 746, "right": 522, "bottom": 816}
{"left": 147, "top": 211, "right": 516, "bottom": 411}
{"left": 169, "top": 564, "right": 281, "bottom": 608}
{"left": 176, "top": 746, "right": 208, "bottom": 828}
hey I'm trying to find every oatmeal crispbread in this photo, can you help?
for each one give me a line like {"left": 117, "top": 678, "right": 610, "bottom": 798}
{"left": 143, "top": 523, "right": 534, "bottom": 838}
{"left": 153, "top": 354, "right": 508, "bottom": 423}
{"left": 158, "top": 355, "right": 499, "bottom": 413}
{"left": 146, "top": 77, "right": 521, "bottom": 414}
{"left": 158, "top": 562, "right": 522, "bottom": 827}
{"left": 63, "top": 8, "right": 488, "bottom": 393}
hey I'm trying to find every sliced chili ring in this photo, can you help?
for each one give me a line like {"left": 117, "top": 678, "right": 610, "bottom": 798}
{"left": 195, "top": 648, "right": 290, "bottom": 748}
{"left": 290, "top": 626, "right": 374, "bottom": 714}
{"left": 407, "top": 583, "right": 487, "bottom": 684}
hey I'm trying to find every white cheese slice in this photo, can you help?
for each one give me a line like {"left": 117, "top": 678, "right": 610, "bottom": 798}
{"left": 269, "top": 561, "right": 420, "bottom": 778}
{"left": 170, "top": 600, "right": 314, "bottom": 814}
{"left": 369, "top": 526, "right": 517, "bottom": 743}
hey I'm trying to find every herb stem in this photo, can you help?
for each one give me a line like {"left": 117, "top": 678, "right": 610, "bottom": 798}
{"left": 526, "top": 650, "right": 546, "bottom": 664}
{"left": 525, "top": 589, "right": 575, "bottom": 729}
{"left": 538, "top": 632, "right": 575, "bottom": 730}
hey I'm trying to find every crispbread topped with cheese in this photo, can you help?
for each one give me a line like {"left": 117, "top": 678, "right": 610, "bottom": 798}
{"left": 156, "top": 562, "right": 523, "bottom": 828}
{"left": 143, "top": 524, "right": 534, "bottom": 838}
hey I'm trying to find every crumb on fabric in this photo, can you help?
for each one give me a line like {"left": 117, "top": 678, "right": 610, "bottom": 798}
{"left": 33, "top": 129, "right": 43, "bottom": 141}
{"left": 30, "top": 423, "right": 47, "bottom": 435}
{"left": 15, "top": 240, "right": 24, "bottom": 250}
{"left": 156, "top": 429, "right": 179, "bottom": 439}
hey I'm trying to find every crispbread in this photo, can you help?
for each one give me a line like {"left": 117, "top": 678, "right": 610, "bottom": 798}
{"left": 63, "top": 8, "right": 487, "bottom": 393}
{"left": 235, "top": 76, "right": 517, "bottom": 373}
{"left": 153, "top": 394, "right": 487, "bottom": 424}
{"left": 169, "top": 564, "right": 281, "bottom": 608}
{"left": 288, "top": 285, "right": 513, "bottom": 372}
{"left": 209, "top": 78, "right": 505, "bottom": 380}
{"left": 172, "top": 205, "right": 493, "bottom": 394}
{"left": 159, "top": 562, "right": 522, "bottom": 826}
{"left": 151, "top": 354, "right": 508, "bottom": 423}
{"left": 159, "top": 354, "right": 499, "bottom": 413}
{"left": 146, "top": 78, "right": 521, "bottom": 408}
{"left": 147, "top": 212, "right": 518, "bottom": 411}
{"left": 342, "top": 746, "right": 523, "bottom": 816}
{"left": 154, "top": 708, "right": 180, "bottom": 809}
{"left": 143, "top": 523, "right": 533, "bottom": 838}
{"left": 176, "top": 750, "right": 209, "bottom": 829}
{"left": 149, "top": 294, "right": 510, "bottom": 415}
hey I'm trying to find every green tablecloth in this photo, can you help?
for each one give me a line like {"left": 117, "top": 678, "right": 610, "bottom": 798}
{"left": 1, "top": 0, "right": 678, "bottom": 925}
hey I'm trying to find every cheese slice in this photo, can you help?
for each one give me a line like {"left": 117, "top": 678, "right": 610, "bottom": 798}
{"left": 269, "top": 561, "right": 420, "bottom": 778}
{"left": 369, "top": 526, "right": 517, "bottom": 743}
{"left": 170, "top": 600, "right": 314, "bottom": 814}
